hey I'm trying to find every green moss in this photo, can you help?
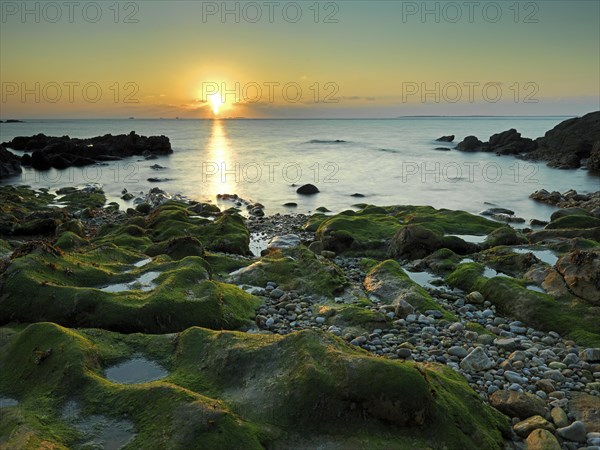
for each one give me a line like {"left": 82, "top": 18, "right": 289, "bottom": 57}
{"left": 1, "top": 324, "right": 508, "bottom": 449}
{"left": 334, "top": 305, "right": 389, "bottom": 328}
{"left": 54, "top": 187, "right": 106, "bottom": 210}
{"left": 483, "top": 226, "right": 528, "bottom": 248}
{"left": 546, "top": 215, "right": 600, "bottom": 230}
{"left": 390, "top": 205, "right": 502, "bottom": 235}
{"left": 147, "top": 202, "right": 250, "bottom": 255}
{"left": 205, "top": 253, "right": 252, "bottom": 279}
{"left": 364, "top": 260, "right": 457, "bottom": 321}
{"left": 55, "top": 231, "right": 88, "bottom": 251}
{"left": 315, "top": 208, "right": 402, "bottom": 255}
{"left": 230, "top": 246, "right": 345, "bottom": 297}
{"left": 0, "top": 248, "right": 259, "bottom": 333}
{"left": 446, "top": 263, "right": 600, "bottom": 347}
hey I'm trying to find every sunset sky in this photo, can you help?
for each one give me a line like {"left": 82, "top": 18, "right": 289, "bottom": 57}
{"left": 1, "top": 0, "right": 598, "bottom": 118}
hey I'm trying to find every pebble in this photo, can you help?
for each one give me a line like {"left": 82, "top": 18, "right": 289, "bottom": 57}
{"left": 557, "top": 421, "right": 587, "bottom": 443}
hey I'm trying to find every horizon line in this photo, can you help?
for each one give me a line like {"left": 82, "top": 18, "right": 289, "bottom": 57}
{"left": 0, "top": 114, "right": 579, "bottom": 121}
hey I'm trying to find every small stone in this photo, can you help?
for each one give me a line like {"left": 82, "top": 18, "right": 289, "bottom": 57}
{"left": 525, "top": 429, "right": 561, "bottom": 450}
{"left": 448, "top": 322, "right": 464, "bottom": 333}
{"left": 460, "top": 347, "right": 494, "bottom": 372}
{"left": 557, "top": 421, "right": 587, "bottom": 443}
{"left": 544, "top": 370, "right": 565, "bottom": 383}
{"left": 350, "top": 336, "right": 367, "bottom": 346}
{"left": 448, "top": 346, "right": 468, "bottom": 358}
{"left": 397, "top": 348, "right": 412, "bottom": 359}
{"left": 489, "top": 390, "right": 546, "bottom": 419}
{"left": 513, "top": 415, "right": 555, "bottom": 438}
{"left": 466, "top": 291, "right": 485, "bottom": 304}
{"left": 580, "top": 348, "right": 600, "bottom": 363}
{"left": 505, "top": 371, "right": 527, "bottom": 384}
{"left": 550, "top": 406, "right": 569, "bottom": 428}
{"left": 270, "top": 288, "right": 284, "bottom": 299}
{"left": 315, "top": 317, "right": 325, "bottom": 324}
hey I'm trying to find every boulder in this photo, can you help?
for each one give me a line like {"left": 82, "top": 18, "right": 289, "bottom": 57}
{"left": 525, "top": 429, "right": 561, "bottom": 450}
{"left": 568, "top": 392, "right": 600, "bottom": 432}
{"left": 513, "top": 415, "right": 554, "bottom": 438}
{"left": 487, "top": 128, "right": 536, "bottom": 155}
{"left": 387, "top": 225, "right": 442, "bottom": 260}
{"left": 557, "top": 421, "right": 587, "bottom": 443}
{"left": 588, "top": 140, "right": 600, "bottom": 171}
{"left": 296, "top": 184, "right": 320, "bottom": 195}
{"left": 460, "top": 347, "right": 494, "bottom": 372}
{"left": 456, "top": 135, "right": 484, "bottom": 152}
{"left": 0, "top": 145, "right": 22, "bottom": 178}
{"left": 555, "top": 250, "right": 600, "bottom": 304}
{"left": 525, "top": 111, "right": 600, "bottom": 169}
{"left": 436, "top": 135, "right": 454, "bottom": 142}
{"left": 489, "top": 390, "right": 546, "bottom": 419}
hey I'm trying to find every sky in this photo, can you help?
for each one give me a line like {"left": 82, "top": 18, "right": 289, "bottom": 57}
{"left": 1, "top": 0, "right": 599, "bottom": 118}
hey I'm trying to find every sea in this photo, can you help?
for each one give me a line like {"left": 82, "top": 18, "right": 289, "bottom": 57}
{"left": 1, "top": 117, "right": 598, "bottom": 224}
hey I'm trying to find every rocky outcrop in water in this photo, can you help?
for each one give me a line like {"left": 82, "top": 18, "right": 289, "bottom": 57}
{"left": 526, "top": 111, "right": 600, "bottom": 169}
{"left": 2, "top": 131, "right": 172, "bottom": 170}
{"left": 455, "top": 129, "right": 536, "bottom": 154}
{"left": 0, "top": 145, "right": 21, "bottom": 179}
{"left": 454, "top": 111, "right": 600, "bottom": 171}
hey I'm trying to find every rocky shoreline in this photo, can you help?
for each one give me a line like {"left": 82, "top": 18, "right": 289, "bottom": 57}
{"left": 450, "top": 111, "right": 600, "bottom": 171}
{"left": 0, "top": 182, "right": 599, "bottom": 449}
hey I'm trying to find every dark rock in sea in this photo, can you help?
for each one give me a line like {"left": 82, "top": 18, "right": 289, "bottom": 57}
{"left": 49, "top": 154, "right": 71, "bottom": 170}
{"left": 487, "top": 129, "right": 536, "bottom": 155}
{"left": 150, "top": 164, "right": 166, "bottom": 170}
{"left": 530, "top": 219, "right": 549, "bottom": 227}
{"left": 147, "top": 177, "right": 171, "bottom": 183}
{"left": 480, "top": 207, "right": 515, "bottom": 216}
{"left": 31, "top": 150, "right": 51, "bottom": 170}
{"left": 121, "top": 193, "right": 134, "bottom": 201}
{"left": 588, "top": 141, "right": 600, "bottom": 172}
{"left": 434, "top": 147, "right": 451, "bottom": 151}
{"left": 0, "top": 146, "right": 22, "bottom": 179}
{"left": 296, "top": 184, "right": 320, "bottom": 195}
{"left": 350, "top": 193, "right": 365, "bottom": 197}
{"left": 456, "top": 136, "right": 484, "bottom": 152}
{"left": 283, "top": 202, "right": 298, "bottom": 207}
{"left": 5, "top": 119, "right": 24, "bottom": 123}
{"left": 2, "top": 131, "right": 172, "bottom": 171}
{"left": 436, "top": 135, "right": 455, "bottom": 142}
{"left": 523, "top": 111, "right": 600, "bottom": 169}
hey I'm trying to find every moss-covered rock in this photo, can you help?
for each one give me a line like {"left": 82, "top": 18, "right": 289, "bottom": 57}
{"left": 483, "top": 226, "right": 528, "bottom": 249}
{"left": 446, "top": 263, "right": 600, "bottom": 346}
{"left": 54, "top": 231, "right": 88, "bottom": 251}
{"left": 363, "top": 260, "right": 456, "bottom": 320}
{"left": 0, "top": 323, "right": 509, "bottom": 449}
{"left": 146, "top": 236, "right": 205, "bottom": 261}
{"left": 0, "top": 247, "right": 259, "bottom": 333}
{"left": 545, "top": 215, "right": 600, "bottom": 230}
{"left": 310, "top": 205, "right": 500, "bottom": 258}
{"left": 229, "top": 246, "right": 345, "bottom": 297}
{"left": 55, "top": 187, "right": 106, "bottom": 210}
{"left": 315, "top": 208, "right": 402, "bottom": 256}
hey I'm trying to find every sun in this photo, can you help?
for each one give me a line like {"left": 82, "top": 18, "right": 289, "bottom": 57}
{"left": 208, "top": 93, "right": 223, "bottom": 115}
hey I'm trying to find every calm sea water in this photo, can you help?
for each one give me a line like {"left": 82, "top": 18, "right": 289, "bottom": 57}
{"left": 1, "top": 117, "right": 598, "bottom": 223}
